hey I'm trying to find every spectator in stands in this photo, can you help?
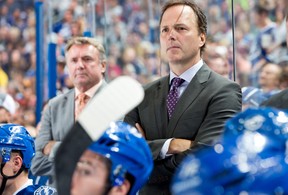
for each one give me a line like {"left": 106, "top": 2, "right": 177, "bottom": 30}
{"left": 0, "top": 92, "right": 17, "bottom": 123}
{"left": 258, "top": 62, "right": 282, "bottom": 98}
{"left": 261, "top": 5, "right": 288, "bottom": 109}
{"left": 56, "top": 55, "right": 70, "bottom": 93}
{"left": 241, "top": 86, "right": 267, "bottom": 110}
{"left": 249, "top": 4, "right": 277, "bottom": 85}
{"left": 278, "top": 59, "right": 288, "bottom": 89}
{"left": 203, "top": 43, "right": 230, "bottom": 79}
{"left": 0, "top": 66, "right": 8, "bottom": 93}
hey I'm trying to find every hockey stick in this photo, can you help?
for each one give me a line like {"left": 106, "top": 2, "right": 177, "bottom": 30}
{"left": 54, "top": 76, "right": 144, "bottom": 194}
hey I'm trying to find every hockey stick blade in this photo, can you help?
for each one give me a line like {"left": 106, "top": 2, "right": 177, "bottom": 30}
{"left": 55, "top": 76, "right": 144, "bottom": 194}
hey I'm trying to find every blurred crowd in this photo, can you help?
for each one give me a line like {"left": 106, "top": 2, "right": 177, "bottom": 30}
{"left": 0, "top": 0, "right": 287, "bottom": 133}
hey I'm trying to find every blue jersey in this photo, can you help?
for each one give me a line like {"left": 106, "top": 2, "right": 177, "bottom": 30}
{"left": 17, "top": 185, "right": 57, "bottom": 195}
{"left": 249, "top": 23, "right": 277, "bottom": 66}
{"left": 28, "top": 171, "right": 50, "bottom": 186}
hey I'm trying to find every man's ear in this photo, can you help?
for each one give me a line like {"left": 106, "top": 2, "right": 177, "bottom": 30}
{"left": 108, "top": 179, "right": 131, "bottom": 195}
{"left": 101, "top": 61, "right": 107, "bottom": 74}
{"left": 12, "top": 155, "right": 23, "bottom": 173}
{"left": 199, "top": 33, "right": 206, "bottom": 47}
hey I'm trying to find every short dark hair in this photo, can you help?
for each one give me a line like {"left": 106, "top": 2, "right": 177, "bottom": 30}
{"left": 159, "top": 0, "right": 207, "bottom": 54}
{"left": 254, "top": 4, "right": 269, "bottom": 15}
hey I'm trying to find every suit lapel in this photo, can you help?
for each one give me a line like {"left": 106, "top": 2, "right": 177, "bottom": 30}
{"left": 154, "top": 76, "right": 170, "bottom": 138}
{"left": 167, "top": 64, "right": 211, "bottom": 137}
{"left": 62, "top": 90, "right": 75, "bottom": 136}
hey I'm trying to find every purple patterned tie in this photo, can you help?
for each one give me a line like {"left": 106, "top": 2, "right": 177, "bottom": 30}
{"left": 167, "top": 77, "right": 185, "bottom": 119}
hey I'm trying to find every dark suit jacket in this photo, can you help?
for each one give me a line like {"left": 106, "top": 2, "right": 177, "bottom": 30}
{"left": 124, "top": 64, "right": 242, "bottom": 194}
{"left": 261, "top": 89, "right": 288, "bottom": 109}
{"left": 31, "top": 81, "right": 107, "bottom": 186}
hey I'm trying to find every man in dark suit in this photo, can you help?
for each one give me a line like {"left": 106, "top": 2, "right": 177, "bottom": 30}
{"left": 261, "top": 89, "right": 288, "bottom": 109}
{"left": 261, "top": 10, "right": 288, "bottom": 110}
{"left": 124, "top": 1, "right": 242, "bottom": 194}
{"left": 31, "top": 37, "right": 107, "bottom": 187}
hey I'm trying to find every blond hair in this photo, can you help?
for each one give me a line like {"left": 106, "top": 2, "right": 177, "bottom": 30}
{"left": 65, "top": 37, "right": 106, "bottom": 62}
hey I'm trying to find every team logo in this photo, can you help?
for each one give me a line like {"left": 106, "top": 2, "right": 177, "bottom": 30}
{"left": 243, "top": 115, "right": 265, "bottom": 131}
{"left": 34, "top": 186, "right": 57, "bottom": 195}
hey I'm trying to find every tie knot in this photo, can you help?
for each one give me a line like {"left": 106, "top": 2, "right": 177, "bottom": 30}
{"left": 78, "top": 93, "right": 89, "bottom": 103}
{"left": 75, "top": 93, "right": 90, "bottom": 119}
{"left": 172, "top": 77, "right": 184, "bottom": 88}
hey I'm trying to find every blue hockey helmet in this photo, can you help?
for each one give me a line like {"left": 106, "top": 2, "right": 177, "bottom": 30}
{"left": 88, "top": 121, "right": 153, "bottom": 195}
{"left": 0, "top": 124, "right": 35, "bottom": 169}
{"left": 172, "top": 144, "right": 288, "bottom": 195}
{"left": 222, "top": 107, "right": 288, "bottom": 156}
{"left": 172, "top": 107, "right": 288, "bottom": 194}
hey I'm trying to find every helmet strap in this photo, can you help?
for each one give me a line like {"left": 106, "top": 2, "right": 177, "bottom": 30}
{"left": 112, "top": 165, "right": 126, "bottom": 187}
{"left": 0, "top": 163, "right": 24, "bottom": 194}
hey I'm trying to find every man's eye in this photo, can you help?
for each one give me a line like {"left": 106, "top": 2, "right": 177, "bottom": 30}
{"left": 78, "top": 169, "right": 92, "bottom": 176}
{"left": 161, "top": 28, "right": 169, "bottom": 33}
{"left": 83, "top": 57, "right": 92, "bottom": 62}
{"left": 176, "top": 27, "right": 186, "bottom": 31}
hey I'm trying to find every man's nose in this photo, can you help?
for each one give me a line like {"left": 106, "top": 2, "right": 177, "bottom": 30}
{"left": 169, "top": 29, "right": 176, "bottom": 40}
{"left": 76, "top": 60, "right": 84, "bottom": 68}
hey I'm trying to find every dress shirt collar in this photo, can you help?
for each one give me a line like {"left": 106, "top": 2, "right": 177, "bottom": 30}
{"left": 75, "top": 79, "right": 103, "bottom": 99}
{"left": 169, "top": 59, "right": 203, "bottom": 84}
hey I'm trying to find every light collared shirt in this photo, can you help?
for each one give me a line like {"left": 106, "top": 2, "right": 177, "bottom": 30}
{"left": 160, "top": 59, "right": 203, "bottom": 159}
{"left": 168, "top": 59, "right": 203, "bottom": 97}
{"left": 75, "top": 79, "right": 103, "bottom": 100}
